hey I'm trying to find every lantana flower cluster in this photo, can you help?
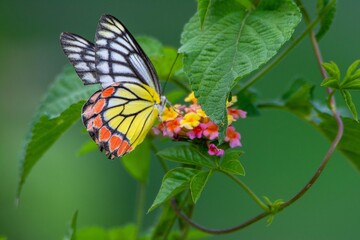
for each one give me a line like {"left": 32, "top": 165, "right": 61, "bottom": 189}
{"left": 153, "top": 92, "right": 247, "bottom": 156}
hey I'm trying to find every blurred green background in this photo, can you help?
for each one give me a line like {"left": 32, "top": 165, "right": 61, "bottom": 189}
{"left": 1, "top": 1, "right": 360, "bottom": 239}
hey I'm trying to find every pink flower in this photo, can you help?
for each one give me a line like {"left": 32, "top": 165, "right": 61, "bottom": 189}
{"left": 187, "top": 124, "right": 205, "bottom": 139}
{"left": 202, "top": 122, "right": 219, "bottom": 140}
{"left": 208, "top": 144, "right": 224, "bottom": 156}
{"left": 185, "top": 104, "right": 201, "bottom": 113}
{"left": 224, "top": 126, "right": 241, "bottom": 148}
{"left": 227, "top": 108, "right": 247, "bottom": 120}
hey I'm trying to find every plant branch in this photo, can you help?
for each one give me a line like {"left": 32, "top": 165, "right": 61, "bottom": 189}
{"left": 171, "top": 198, "right": 269, "bottom": 234}
{"left": 282, "top": 0, "right": 344, "bottom": 208}
{"left": 170, "top": 0, "right": 343, "bottom": 234}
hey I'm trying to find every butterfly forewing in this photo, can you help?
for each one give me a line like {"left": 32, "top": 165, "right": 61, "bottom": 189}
{"left": 94, "top": 15, "right": 161, "bottom": 93}
{"left": 60, "top": 32, "right": 98, "bottom": 84}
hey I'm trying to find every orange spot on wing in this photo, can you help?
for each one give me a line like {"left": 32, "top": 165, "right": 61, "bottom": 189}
{"left": 93, "top": 115, "right": 103, "bottom": 128}
{"left": 93, "top": 99, "right": 105, "bottom": 113}
{"left": 117, "top": 141, "right": 132, "bottom": 157}
{"left": 102, "top": 87, "right": 115, "bottom": 98}
{"left": 109, "top": 135, "right": 122, "bottom": 152}
{"left": 99, "top": 127, "right": 111, "bottom": 141}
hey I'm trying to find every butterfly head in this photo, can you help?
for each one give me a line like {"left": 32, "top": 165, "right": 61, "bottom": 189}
{"left": 156, "top": 96, "right": 167, "bottom": 117}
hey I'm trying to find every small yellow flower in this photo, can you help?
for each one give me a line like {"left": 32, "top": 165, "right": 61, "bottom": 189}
{"left": 180, "top": 112, "right": 201, "bottom": 129}
{"left": 226, "top": 95, "right": 238, "bottom": 107}
{"left": 161, "top": 107, "right": 178, "bottom": 121}
{"left": 196, "top": 109, "right": 207, "bottom": 118}
{"left": 227, "top": 114, "right": 234, "bottom": 125}
{"left": 184, "top": 92, "right": 198, "bottom": 104}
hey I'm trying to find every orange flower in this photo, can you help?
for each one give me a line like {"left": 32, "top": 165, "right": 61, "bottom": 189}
{"left": 202, "top": 122, "right": 219, "bottom": 140}
{"left": 225, "top": 126, "right": 241, "bottom": 148}
{"left": 164, "top": 118, "right": 181, "bottom": 137}
{"left": 228, "top": 108, "right": 247, "bottom": 119}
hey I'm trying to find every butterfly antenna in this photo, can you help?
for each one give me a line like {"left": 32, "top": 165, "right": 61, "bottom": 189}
{"left": 161, "top": 53, "right": 180, "bottom": 96}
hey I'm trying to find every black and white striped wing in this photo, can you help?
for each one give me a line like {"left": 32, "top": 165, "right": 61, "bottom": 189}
{"left": 60, "top": 32, "right": 98, "bottom": 85}
{"left": 94, "top": 15, "right": 160, "bottom": 93}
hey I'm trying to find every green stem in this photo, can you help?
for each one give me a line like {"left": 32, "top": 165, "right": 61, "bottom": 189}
{"left": 221, "top": 171, "right": 268, "bottom": 211}
{"left": 238, "top": 0, "right": 336, "bottom": 92}
{"left": 135, "top": 183, "right": 146, "bottom": 239}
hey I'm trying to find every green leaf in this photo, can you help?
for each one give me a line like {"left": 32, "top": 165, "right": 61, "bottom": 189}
{"left": 340, "top": 90, "right": 358, "bottom": 121}
{"left": 282, "top": 79, "right": 315, "bottom": 117}
{"left": 322, "top": 61, "right": 340, "bottom": 80}
{"left": 190, "top": 170, "right": 212, "bottom": 203}
{"left": 197, "top": 0, "right": 211, "bottom": 29}
{"left": 345, "top": 60, "right": 360, "bottom": 79}
{"left": 316, "top": 0, "right": 337, "bottom": 41}
{"left": 157, "top": 145, "right": 215, "bottom": 168}
{"left": 0, "top": 236, "right": 7, "bottom": 240}
{"left": 220, "top": 149, "right": 245, "bottom": 175}
{"left": 19, "top": 102, "right": 83, "bottom": 200}
{"left": 64, "top": 210, "right": 79, "bottom": 240}
{"left": 136, "top": 36, "right": 162, "bottom": 56}
{"left": 321, "top": 77, "right": 340, "bottom": 89}
{"left": 149, "top": 167, "right": 199, "bottom": 212}
{"left": 235, "top": 0, "right": 254, "bottom": 10}
{"left": 108, "top": 224, "right": 137, "bottom": 240}
{"left": 341, "top": 79, "right": 360, "bottom": 90}
{"left": 122, "top": 139, "right": 151, "bottom": 183}
{"left": 317, "top": 112, "right": 360, "bottom": 170}
{"left": 341, "top": 60, "right": 360, "bottom": 89}
{"left": 180, "top": 0, "right": 301, "bottom": 138}
{"left": 77, "top": 140, "right": 98, "bottom": 156}
{"left": 18, "top": 66, "right": 98, "bottom": 199}
{"left": 76, "top": 227, "right": 107, "bottom": 240}
{"left": 137, "top": 36, "right": 182, "bottom": 81}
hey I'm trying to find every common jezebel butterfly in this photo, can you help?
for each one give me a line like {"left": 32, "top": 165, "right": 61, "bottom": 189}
{"left": 60, "top": 14, "right": 166, "bottom": 159}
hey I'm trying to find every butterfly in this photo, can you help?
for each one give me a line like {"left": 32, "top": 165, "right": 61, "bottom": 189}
{"left": 60, "top": 14, "right": 166, "bottom": 159}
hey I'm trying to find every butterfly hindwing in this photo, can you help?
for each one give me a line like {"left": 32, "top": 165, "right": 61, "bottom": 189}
{"left": 82, "top": 82, "right": 161, "bottom": 159}
{"left": 94, "top": 15, "right": 161, "bottom": 93}
{"left": 60, "top": 32, "right": 98, "bottom": 84}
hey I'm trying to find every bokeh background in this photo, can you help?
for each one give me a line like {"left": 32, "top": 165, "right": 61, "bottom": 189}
{"left": 1, "top": 1, "right": 360, "bottom": 239}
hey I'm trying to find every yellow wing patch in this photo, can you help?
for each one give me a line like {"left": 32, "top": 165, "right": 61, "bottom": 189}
{"left": 82, "top": 82, "right": 160, "bottom": 159}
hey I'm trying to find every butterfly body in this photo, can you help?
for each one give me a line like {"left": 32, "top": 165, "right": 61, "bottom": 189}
{"left": 60, "top": 15, "right": 165, "bottom": 159}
